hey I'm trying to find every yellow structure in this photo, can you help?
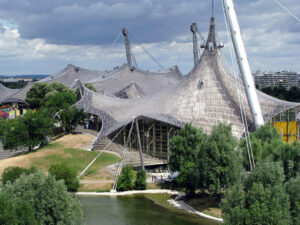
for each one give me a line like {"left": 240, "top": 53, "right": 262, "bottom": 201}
{"left": 271, "top": 109, "right": 299, "bottom": 143}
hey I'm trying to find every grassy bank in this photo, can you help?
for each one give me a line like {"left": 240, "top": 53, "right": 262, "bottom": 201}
{"left": 0, "top": 134, "right": 121, "bottom": 191}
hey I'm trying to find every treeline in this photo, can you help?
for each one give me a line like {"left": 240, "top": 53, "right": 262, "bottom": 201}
{"left": 0, "top": 80, "right": 29, "bottom": 89}
{"left": 0, "top": 82, "right": 87, "bottom": 151}
{"left": 169, "top": 124, "right": 300, "bottom": 225}
{"left": 261, "top": 85, "right": 300, "bottom": 102}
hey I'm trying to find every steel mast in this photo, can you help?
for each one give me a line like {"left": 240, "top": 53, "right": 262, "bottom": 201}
{"left": 223, "top": 0, "right": 264, "bottom": 128}
{"left": 122, "top": 28, "right": 133, "bottom": 70}
{"left": 190, "top": 23, "right": 199, "bottom": 67}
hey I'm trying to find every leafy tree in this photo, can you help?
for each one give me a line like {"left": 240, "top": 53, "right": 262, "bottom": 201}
{"left": 2, "top": 166, "right": 37, "bottom": 186}
{"left": 0, "top": 118, "right": 28, "bottom": 150}
{"left": 58, "top": 106, "right": 87, "bottom": 133}
{"left": 117, "top": 165, "right": 134, "bottom": 191}
{"left": 44, "top": 90, "right": 76, "bottom": 114}
{"left": 169, "top": 123, "right": 206, "bottom": 194}
{"left": 21, "top": 110, "right": 53, "bottom": 150}
{"left": 0, "top": 192, "right": 38, "bottom": 225}
{"left": 49, "top": 163, "right": 80, "bottom": 192}
{"left": 2, "top": 171, "right": 83, "bottom": 224}
{"left": 134, "top": 170, "right": 147, "bottom": 190}
{"left": 26, "top": 82, "right": 69, "bottom": 109}
{"left": 201, "top": 123, "right": 242, "bottom": 199}
{"left": 25, "top": 82, "right": 51, "bottom": 108}
{"left": 222, "top": 161, "right": 292, "bottom": 225}
{"left": 240, "top": 125, "right": 284, "bottom": 170}
{"left": 84, "top": 83, "right": 98, "bottom": 93}
{"left": 286, "top": 177, "right": 300, "bottom": 225}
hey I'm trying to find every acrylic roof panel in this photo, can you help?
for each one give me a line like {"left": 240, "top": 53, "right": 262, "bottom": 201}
{"left": 0, "top": 83, "right": 20, "bottom": 102}
{"left": 89, "top": 65, "right": 183, "bottom": 96}
{"left": 76, "top": 17, "right": 300, "bottom": 143}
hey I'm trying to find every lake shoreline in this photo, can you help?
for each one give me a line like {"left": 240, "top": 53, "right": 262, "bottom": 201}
{"left": 76, "top": 190, "right": 223, "bottom": 223}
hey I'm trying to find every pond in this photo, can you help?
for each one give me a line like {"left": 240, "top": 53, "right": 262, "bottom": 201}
{"left": 79, "top": 195, "right": 218, "bottom": 225}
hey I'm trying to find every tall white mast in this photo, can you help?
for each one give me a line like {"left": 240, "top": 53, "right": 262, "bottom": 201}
{"left": 223, "top": 0, "right": 264, "bottom": 128}
{"left": 190, "top": 23, "right": 199, "bottom": 67}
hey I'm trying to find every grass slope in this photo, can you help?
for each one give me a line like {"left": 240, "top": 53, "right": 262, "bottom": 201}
{"left": 0, "top": 134, "right": 121, "bottom": 191}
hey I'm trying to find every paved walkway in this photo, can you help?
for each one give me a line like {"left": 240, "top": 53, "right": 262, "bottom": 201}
{"left": 168, "top": 199, "right": 224, "bottom": 223}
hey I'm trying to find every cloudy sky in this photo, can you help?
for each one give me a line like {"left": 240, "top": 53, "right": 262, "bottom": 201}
{"left": 0, "top": 0, "right": 299, "bottom": 75}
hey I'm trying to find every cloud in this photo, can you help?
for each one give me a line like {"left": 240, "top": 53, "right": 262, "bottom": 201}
{"left": 0, "top": 0, "right": 299, "bottom": 75}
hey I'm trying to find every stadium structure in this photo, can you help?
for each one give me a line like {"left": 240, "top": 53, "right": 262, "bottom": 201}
{"left": 1, "top": 0, "right": 300, "bottom": 170}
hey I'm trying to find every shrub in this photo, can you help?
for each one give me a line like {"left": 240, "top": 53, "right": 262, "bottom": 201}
{"left": 117, "top": 165, "right": 134, "bottom": 191}
{"left": 2, "top": 166, "right": 37, "bottom": 186}
{"left": 49, "top": 163, "right": 80, "bottom": 192}
{"left": 134, "top": 170, "right": 147, "bottom": 190}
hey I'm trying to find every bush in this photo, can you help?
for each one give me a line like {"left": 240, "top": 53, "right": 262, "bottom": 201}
{"left": 2, "top": 166, "right": 37, "bottom": 186}
{"left": 117, "top": 165, "right": 134, "bottom": 191}
{"left": 134, "top": 170, "right": 147, "bottom": 190}
{"left": 1, "top": 171, "right": 83, "bottom": 224}
{"left": 49, "top": 163, "right": 80, "bottom": 192}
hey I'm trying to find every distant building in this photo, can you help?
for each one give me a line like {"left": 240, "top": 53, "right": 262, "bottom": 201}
{"left": 253, "top": 70, "right": 300, "bottom": 89}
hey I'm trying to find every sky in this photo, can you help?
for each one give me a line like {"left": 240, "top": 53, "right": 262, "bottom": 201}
{"left": 0, "top": 0, "right": 299, "bottom": 75}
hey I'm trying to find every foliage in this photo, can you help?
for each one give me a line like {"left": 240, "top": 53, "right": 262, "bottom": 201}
{"left": 2, "top": 166, "right": 37, "bottom": 186}
{"left": 134, "top": 170, "right": 147, "bottom": 190}
{"left": 0, "top": 192, "right": 38, "bottom": 225}
{"left": 25, "top": 82, "right": 52, "bottom": 108}
{"left": 286, "top": 177, "right": 300, "bottom": 225}
{"left": 58, "top": 106, "right": 87, "bottom": 133}
{"left": 201, "top": 123, "right": 242, "bottom": 197}
{"left": 169, "top": 123, "right": 206, "bottom": 194}
{"left": 49, "top": 163, "right": 80, "bottom": 192}
{"left": 84, "top": 83, "right": 98, "bottom": 93}
{"left": 26, "top": 82, "right": 69, "bottom": 109}
{"left": 44, "top": 90, "right": 76, "bottom": 113}
{"left": 240, "top": 125, "right": 284, "bottom": 170}
{"left": 222, "top": 161, "right": 292, "bottom": 225}
{"left": 0, "top": 118, "right": 28, "bottom": 150}
{"left": 0, "top": 80, "right": 28, "bottom": 89}
{"left": 21, "top": 109, "right": 54, "bottom": 150}
{"left": 1, "top": 171, "right": 83, "bottom": 224}
{"left": 261, "top": 85, "right": 300, "bottom": 102}
{"left": 117, "top": 165, "right": 134, "bottom": 191}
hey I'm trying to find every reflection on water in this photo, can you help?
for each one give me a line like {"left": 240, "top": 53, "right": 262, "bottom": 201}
{"left": 79, "top": 195, "right": 218, "bottom": 225}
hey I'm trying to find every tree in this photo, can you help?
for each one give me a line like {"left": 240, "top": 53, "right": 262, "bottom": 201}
{"left": 117, "top": 165, "right": 134, "bottom": 191}
{"left": 286, "top": 177, "right": 300, "bottom": 225}
{"left": 0, "top": 192, "right": 38, "bottom": 225}
{"left": 58, "top": 106, "right": 87, "bottom": 133}
{"left": 26, "top": 82, "right": 69, "bottom": 109}
{"left": 26, "top": 82, "right": 51, "bottom": 108}
{"left": 240, "top": 125, "right": 284, "bottom": 170}
{"left": 2, "top": 166, "right": 37, "bottom": 186}
{"left": 0, "top": 118, "right": 28, "bottom": 151}
{"left": 201, "top": 123, "right": 242, "bottom": 199}
{"left": 134, "top": 170, "right": 147, "bottom": 190}
{"left": 49, "top": 163, "right": 80, "bottom": 192}
{"left": 222, "top": 161, "right": 292, "bottom": 225}
{"left": 169, "top": 123, "right": 206, "bottom": 194}
{"left": 2, "top": 171, "right": 83, "bottom": 224}
{"left": 44, "top": 90, "right": 76, "bottom": 114}
{"left": 21, "top": 110, "right": 53, "bottom": 150}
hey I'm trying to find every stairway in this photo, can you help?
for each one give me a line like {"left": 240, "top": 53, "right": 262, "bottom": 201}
{"left": 93, "top": 138, "right": 167, "bottom": 167}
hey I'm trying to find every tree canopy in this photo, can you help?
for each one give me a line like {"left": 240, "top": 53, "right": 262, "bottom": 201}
{"left": 1, "top": 171, "right": 83, "bottom": 225}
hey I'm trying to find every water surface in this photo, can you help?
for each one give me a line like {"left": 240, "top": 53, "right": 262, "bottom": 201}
{"left": 79, "top": 195, "right": 218, "bottom": 225}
